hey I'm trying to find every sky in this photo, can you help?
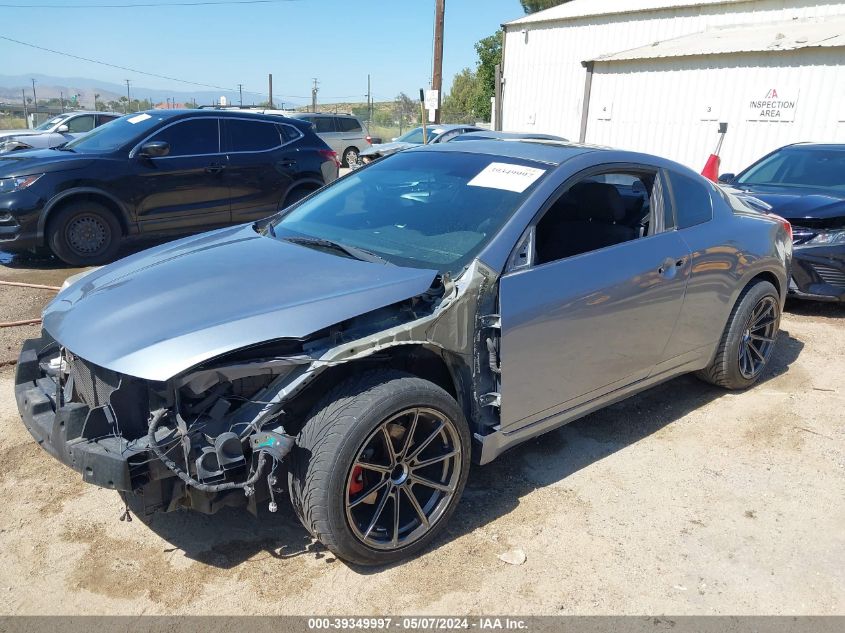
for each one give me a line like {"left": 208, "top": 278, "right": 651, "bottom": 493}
{"left": 0, "top": 0, "right": 525, "bottom": 105}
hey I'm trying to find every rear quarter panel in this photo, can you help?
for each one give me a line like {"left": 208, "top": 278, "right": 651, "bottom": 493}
{"left": 666, "top": 188, "right": 791, "bottom": 362}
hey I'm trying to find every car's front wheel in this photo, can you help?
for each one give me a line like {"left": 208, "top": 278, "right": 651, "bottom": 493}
{"left": 696, "top": 280, "right": 781, "bottom": 389}
{"left": 288, "top": 370, "right": 471, "bottom": 565}
{"left": 46, "top": 200, "right": 121, "bottom": 266}
{"left": 342, "top": 147, "right": 359, "bottom": 168}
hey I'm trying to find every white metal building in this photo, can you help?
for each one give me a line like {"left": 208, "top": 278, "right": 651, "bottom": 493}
{"left": 500, "top": 0, "right": 845, "bottom": 173}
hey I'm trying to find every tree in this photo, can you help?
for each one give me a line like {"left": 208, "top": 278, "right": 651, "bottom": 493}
{"left": 520, "top": 0, "right": 572, "bottom": 13}
{"left": 394, "top": 92, "right": 417, "bottom": 130}
{"left": 441, "top": 68, "right": 479, "bottom": 124}
{"left": 471, "top": 30, "right": 503, "bottom": 121}
{"left": 94, "top": 93, "right": 102, "bottom": 111}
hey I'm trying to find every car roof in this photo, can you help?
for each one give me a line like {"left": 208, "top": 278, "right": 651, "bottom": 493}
{"left": 135, "top": 108, "right": 308, "bottom": 126}
{"left": 780, "top": 143, "right": 845, "bottom": 151}
{"left": 407, "top": 138, "right": 600, "bottom": 165}
{"left": 453, "top": 130, "right": 568, "bottom": 142}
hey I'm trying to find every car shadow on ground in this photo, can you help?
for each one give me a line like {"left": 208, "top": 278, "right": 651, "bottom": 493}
{"left": 131, "top": 330, "right": 804, "bottom": 572}
{"left": 785, "top": 298, "right": 845, "bottom": 319}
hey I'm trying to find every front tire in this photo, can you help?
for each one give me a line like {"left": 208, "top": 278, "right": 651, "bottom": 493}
{"left": 46, "top": 200, "right": 121, "bottom": 266}
{"left": 696, "top": 280, "right": 781, "bottom": 389}
{"left": 342, "top": 147, "right": 359, "bottom": 168}
{"left": 288, "top": 370, "right": 471, "bottom": 565}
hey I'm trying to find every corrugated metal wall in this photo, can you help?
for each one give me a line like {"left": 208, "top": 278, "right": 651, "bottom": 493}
{"left": 501, "top": 0, "right": 845, "bottom": 169}
{"left": 586, "top": 50, "right": 845, "bottom": 173}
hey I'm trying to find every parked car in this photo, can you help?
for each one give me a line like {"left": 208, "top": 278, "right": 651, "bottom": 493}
{"left": 719, "top": 143, "right": 844, "bottom": 302}
{"left": 0, "top": 109, "right": 339, "bottom": 265}
{"left": 450, "top": 130, "right": 568, "bottom": 143}
{"left": 357, "top": 124, "right": 484, "bottom": 165}
{"left": 0, "top": 111, "right": 120, "bottom": 153}
{"left": 15, "top": 140, "right": 791, "bottom": 565}
{"left": 287, "top": 112, "right": 373, "bottom": 167}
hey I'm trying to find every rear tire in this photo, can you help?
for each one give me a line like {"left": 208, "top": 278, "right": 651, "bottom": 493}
{"left": 281, "top": 185, "right": 317, "bottom": 209}
{"left": 288, "top": 370, "right": 471, "bottom": 565}
{"left": 46, "top": 200, "right": 122, "bottom": 266}
{"left": 695, "top": 280, "right": 780, "bottom": 389}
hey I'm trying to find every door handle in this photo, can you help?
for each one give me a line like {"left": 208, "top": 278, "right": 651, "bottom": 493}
{"left": 658, "top": 257, "right": 687, "bottom": 276}
{"left": 278, "top": 159, "right": 297, "bottom": 167}
{"left": 205, "top": 163, "right": 226, "bottom": 174}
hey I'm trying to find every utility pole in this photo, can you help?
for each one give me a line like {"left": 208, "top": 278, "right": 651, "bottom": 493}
{"left": 311, "top": 78, "right": 319, "bottom": 112}
{"left": 30, "top": 78, "right": 37, "bottom": 114}
{"left": 431, "top": 0, "right": 445, "bottom": 123}
{"left": 268, "top": 74, "right": 274, "bottom": 108}
{"left": 125, "top": 79, "right": 131, "bottom": 113}
{"left": 366, "top": 74, "right": 372, "bottom": 126}
{"left": 21, "top": 89, "right": 28, "bottom": 127}
{"left": 238, "top": 83, "right": 243, "bottom": 107}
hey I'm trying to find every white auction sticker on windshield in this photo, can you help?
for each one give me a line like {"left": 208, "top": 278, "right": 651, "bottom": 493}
{"left": 127, "top": 113, "right": 152, "bottom": 124}
{"left": 468, "top": 162, "right": 546, "bottom": 193}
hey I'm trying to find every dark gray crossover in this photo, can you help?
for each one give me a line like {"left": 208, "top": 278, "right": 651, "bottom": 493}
{"left": 15, "top": 140, "right": 792, "bottom": 565}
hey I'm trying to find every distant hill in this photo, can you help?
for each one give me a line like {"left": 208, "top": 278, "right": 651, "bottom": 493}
{"left": 0, "top": 73, "right": 300, "bottom": 109}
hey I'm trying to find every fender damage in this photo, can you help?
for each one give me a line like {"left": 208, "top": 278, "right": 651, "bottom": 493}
{"left": 15, "top": 257, "right": 501, "bottom": 516}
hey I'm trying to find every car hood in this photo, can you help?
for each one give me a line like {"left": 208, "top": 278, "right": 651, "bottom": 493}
{"left": 42, "top": 224, "right": 438, "bottom": 381}
{"left": 0, "top": 129, "right": 41, "bottom": 139}
{"left": 360, "top": 141, "right": 415, "bottom": 157}
{"left": 0, "top": 148, "right": 94, "bottom": 176}
{"left": 732, "top": 185, "right": 845, "bottom": 223}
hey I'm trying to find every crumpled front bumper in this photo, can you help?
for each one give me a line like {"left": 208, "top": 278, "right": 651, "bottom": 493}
{"left": 789, "top": 245, "right": 845, "bottom": 302}
{"left": 14, "top": 333, "right": 150, "bottom": 492}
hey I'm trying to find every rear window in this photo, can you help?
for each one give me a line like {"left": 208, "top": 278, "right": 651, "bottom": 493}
{"left": 225, "top": 119, "right": 281, "bottom": 152}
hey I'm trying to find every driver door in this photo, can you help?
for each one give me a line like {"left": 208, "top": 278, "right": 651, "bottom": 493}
{"left": 498, "top": 167, "right": 691, "bottom": 433}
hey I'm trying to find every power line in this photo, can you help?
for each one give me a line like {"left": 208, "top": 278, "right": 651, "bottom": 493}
{"left": 0, "top": 0, "right": 303, "bottom": 7}
{"left": 0, "top": 34, "right": 236, "bottom": 91}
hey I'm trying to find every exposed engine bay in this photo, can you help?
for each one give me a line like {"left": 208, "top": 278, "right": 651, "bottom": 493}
{"left": 15, "top": 260, "right": 501, "bottom": 517}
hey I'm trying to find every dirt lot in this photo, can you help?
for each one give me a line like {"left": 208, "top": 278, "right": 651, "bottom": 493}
{"left": 0, "top": 253, "right": 843, "bottom": 615}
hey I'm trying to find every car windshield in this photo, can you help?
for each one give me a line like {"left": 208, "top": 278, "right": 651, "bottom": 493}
{"left": 736, "top": 147, "right": 845, "bottom": 191}
{"left": 395, "top": 127, "right": 437, "bottom": 144}
{"left": 64, "top": 112, "right": 168, "bottom": 153}
{"left": 269, "top": 150, "right": 549, "bottom": 274}
{"left": 34, "top": 114, "right": 71, "bottom": 131}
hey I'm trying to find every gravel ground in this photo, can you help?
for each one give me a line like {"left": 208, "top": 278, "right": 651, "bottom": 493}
{"left": 0, "top": 257, "right": 843, "bottom": 615}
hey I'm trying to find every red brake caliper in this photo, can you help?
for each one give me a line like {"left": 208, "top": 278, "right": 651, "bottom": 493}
{"left": 349, "top": 466, "right": 364, "bottom": 495}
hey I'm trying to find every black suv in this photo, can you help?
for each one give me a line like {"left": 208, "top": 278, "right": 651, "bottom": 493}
{"left": 0, "top": 110, "right": 339, "bottom": 265}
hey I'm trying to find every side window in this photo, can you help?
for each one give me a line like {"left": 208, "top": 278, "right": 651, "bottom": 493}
{"left": 277, "top": 124, "right": 301, "bottom": 144}
{"left": 337, "top": 117, "right": 362, "bottom": 133}
{"left": 148, "top": 118, "right": 219, "bottom": 156}
{"left": 534, "top": 169, "right": 659, "bottom": 265}
{"left": 96, "top": 114, "right": 118, "bottom": 127}
{"left": 436, "top": 129, "right": 462, "bottom": 143}
{"left": 67, "top": 115, "right": 96, "bottom": 133}
{"left": 668, "top": 171, "right": 713, "bottom": 228}
{"left": 312, "top": 117, "right": 336, "bottom": 134}
{"left": 225, "top": 119, "right": 281, "bottom": 152}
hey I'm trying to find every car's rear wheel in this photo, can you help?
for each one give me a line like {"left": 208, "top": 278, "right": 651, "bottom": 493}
{"left": 288, "top": 370, "right": 471, "bottom": 565}
{"left": 281, "top": 185, "right": 318, "bottom": 209}
{"left": 46, "top": 200, "right": 122, "bottom": 266}
{"left": 342, "top": 147, "right": 359, "bottom": 168}
{"left": 696, "top": 280, "right": 781, "bottom": 389}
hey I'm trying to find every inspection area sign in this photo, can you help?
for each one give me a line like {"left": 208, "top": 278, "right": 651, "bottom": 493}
{"left": 747, "top": 88, "right": 799, "bottom": 122}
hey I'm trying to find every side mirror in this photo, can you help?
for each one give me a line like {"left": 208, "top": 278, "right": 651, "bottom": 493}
{"left": 718, "top": 173, "right": 736, "bottom": 184}
{"left": 139, "top": 141, "right": 170, "bottom": 158}
{"left": 56, "top": 124, "right": 69, "bottom": 133}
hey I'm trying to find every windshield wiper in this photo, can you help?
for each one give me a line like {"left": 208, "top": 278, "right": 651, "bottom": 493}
{"left": 283, "top": 236, "right": 390, "bottom": 265}
{"left": 56, "top": 145, "right": 75, "bottom": 152}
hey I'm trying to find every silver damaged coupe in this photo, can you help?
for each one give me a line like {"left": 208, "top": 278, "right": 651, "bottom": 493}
{"left": 15, "top": 140, "right": 792, "bottom": 565}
